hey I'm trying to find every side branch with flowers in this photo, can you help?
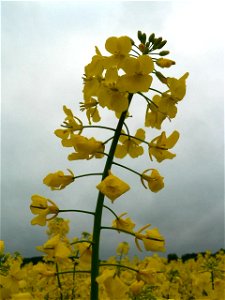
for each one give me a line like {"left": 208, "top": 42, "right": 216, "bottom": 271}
{"left": 29, "top": 31, "right": 189, "bottom": 300}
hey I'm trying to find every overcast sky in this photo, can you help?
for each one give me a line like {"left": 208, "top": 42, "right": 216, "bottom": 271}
{"left": 1, "top": 1, "right": 224, "bottom": 259}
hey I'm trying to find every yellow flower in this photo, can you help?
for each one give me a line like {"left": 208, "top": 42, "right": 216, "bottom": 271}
{"left": 47, "top": 217, "right": 70, "bottom": 237}
{"left": 104, "top": 36, "right": 132, "bottom": 68}
{"left": 149, "top": 131, "right": 180, "bottom": 162}
{"left": 112, "top": 213, "right": 136, "bottom": 232}
{"left": 54, "top": 106, "right": 83, "bottom": 139}
{"left": 142, "top": 228, "right": 166, "bottom": 252}
{"left": 98, "top": 68, "right": 129, "bottom": 116}
{"left": 83, "top": 76, "right": 100, "bottom": 102}
{"left": 11, "top": 292, "right": 33, "bottom": 300}
{"left": 76, "top": 242, "right": 92, "bottom": 268}
{"left": 80, "top": 97, "right": 101, "bottom": 124}
{"left": 96, "top": 269, "right": 129, "bottom": 299}
{"left": 137, "top": 268, "right": 157, "bottom": 284}
{"left": 0, "top": 240, "right": 4, "bottom": 254}
{"left": 116, "top": 241, "right": 130, "bottom": 255}
{"left": 167, "top": 72, "right": 189, "bottom": 100}
{"left": 141, "top": 169, "right": 164, "bottom": 192}
{"left": 32, "top": 263, "right": 55, "bottom": 276}
{"left": 118, "top": 55, "right": 154, "bottom": 93}
{"left": 84, "top": 47, "right": 104, "bottom": 77}
{"left": 145, "top": 95, "right": 166, "bottom": 129}
{"left": 37, "top": 234, "right": 71, "bottom": 259}
{"left": 115, "top": 128, "right": 145, "bottom": 158}
{"left": 62, "top": 134, "right": 105, "bottom": 160}
{"left": 157, "top": 93, "right": 178, "bottom": 119}
{"left": 0, "top": 259, "right": 25, "bottom": 294}
{"left": 30, "top": 195, "right": 59, "bottom": 226}
{"left": 43, "top": 169, "right": 75, "bottom": 190}
{"left": 105, "top": 36, "right": 132, "bottom": 56}
{"left": 135, "top": 224, "right": 165, "bottom": 252}
{"left": 129, "top": 280, "right": 145, "bottom": 296}
{"left": 96, "top": 171, "right": 130, "bottom": 202}
{"left": 156, "top": 58, "right": 176, "bottom": 68}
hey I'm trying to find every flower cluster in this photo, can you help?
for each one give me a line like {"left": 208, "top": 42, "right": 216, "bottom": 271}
{"left": 1, "top": 227, "right": 224, "bottom": 300}
{"left": 26, "top": 31, "right": 189, "bottom": 299}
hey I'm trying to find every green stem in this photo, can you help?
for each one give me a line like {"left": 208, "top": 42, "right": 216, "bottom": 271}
{"left": 75, "top": 173, "right": 103, "bottom": 180}
{"left": 70, "top": 240, "right": 93, "bottom": 246}
{"left": 71, "top": 262, "right": 76, "bottom": 300}
{"left": 101, "top": 226, "right": 164, "bottom": 242}
{"left": 90, "top": 94, "right": 133, "bottom": 300}
{"left": 99, "top": 263, "right": 138, "bottom": 273}
{"left": 112, "top": 161, "right": 142, "bottom": 177}
{"left": 57, "top": 270, "right": 91, "bottom": 275}
{"left": 55, "top": 263, "right": 63, "bottom": 300}
{"left": 103, "top": 205, "right": 118, "bottom": 219}
{"left": 82, "top": 125, "right": 116, "bottom": 132}
{"left": 211, "top": 271, "right": 215, "bottom": 290}
{"left": 101, "top": 226, "right": 135, "bottom": 237}
{"left": 59, "top": 209, "right": 95, "bottom": 215}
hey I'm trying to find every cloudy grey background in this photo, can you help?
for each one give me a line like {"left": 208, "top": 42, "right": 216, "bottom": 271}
{"left": 1, "top": 1, "right": 224, "bottom": 259}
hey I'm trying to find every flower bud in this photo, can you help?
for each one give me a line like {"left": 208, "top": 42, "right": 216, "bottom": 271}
{"left": 148, "top": 33, "right": 155, "bottom": 43}
{"left": 138, "top": 30, "right": 143, "bottom": 41}
{"left": 158, "top": 39, "right": 167, "bottom": 49}
{"left": 159, "top": 50, "right": 170, "bottom": 56}
{"left": 152, "top": 37, "right": 163, "bottom": 49}
{"left": 155, "top": 71, "right": 167, "bottom": 84}
{"left": 156, "top": 58, "right": 176, "bottom": 68}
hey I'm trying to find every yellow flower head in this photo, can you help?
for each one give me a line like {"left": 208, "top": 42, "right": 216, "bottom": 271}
{"left": 80, "top": 97, "right": 101, "bottom": 124}
{"left": 112, "top": 213, "right": 136, "bottom": 233}
{"left": 37, "top": 234, "right": 71, "bottom": 259}
{"left": 116, "top": 241, "right": 130, "bottom": 256}
{"left": 105, "top": 36, "right": 132, "bottom": 56}
{"left": 98, "top": 71, "right": 129, "bottom": 117}
{"left": 142, "top": 228, "right": 165, "bottom": 252}
{"left": 115, "top": 128, "right": 145, "bottom": 158}
{"left": 118, "top": 55, "right": 154, "bottom": 93}
{"left": 54, "top": 106, "right": 83, "bottom": 139}
{"left": 141, "top": 169, "right": 164, "bottom": 192}
{"left": 76, "top": 242, "right": 92, "bottom": 268}
{"left": 129, "top": 280, "right": 145, "bottom": 296}
{"left": 135, "top": 225, "right": 165, "bottom": 252}
{"left": 62, "top": 134, "right": 105, "bottom": 160}
{"left": 104, "top": 36, "right": 132, "bottom": 68}
{"left": 30, "top": 195, "right": 59, "bottom": 226}
{"left": 167, "top": 72, "right": 189, "bottom": 100}
{"left": 96, "top": 171, "right": 130, "bottom": 202}
{"left": 145, "top": 95, "right": 167, "bottom": 129}
{"left": 96, "top": 269, "right": 129, "bottom": 299}
{"left": 43, "top": 169, "right": 75, "bottom": 190}
{"left": 47, "top": 217, "right": 70, "bottom": 237}
{"left": 149, "top": 130, "right": 180, "bottom": 162}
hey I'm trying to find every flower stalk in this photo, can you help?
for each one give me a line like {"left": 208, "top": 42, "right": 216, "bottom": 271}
{"left": 90, "top": 93, "right": 133, "bottom": 300}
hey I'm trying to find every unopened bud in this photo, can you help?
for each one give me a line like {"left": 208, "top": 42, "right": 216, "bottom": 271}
{"left": 159, "top": 50, "right": 170, "bottom": 56}
{"left": 141, "top": 33, "right": 146, "bottom": 44}
{"left": 148, "top": 33, "right": 155, "bottom": 44}
{"left": 138, "top": 43, "right": 145, "bottom": 53}
{"left": 155, "top": 71, "right": 167, "bottom": 84}
{"left": 158, "top": 40, "right": 167, "bottom": 49}
{"left": 153, "top": 37, "right": 163, "bottom": 49}
{"left": 156, "top": 58, "right": 176, "bottom": 68}
{"left": 138, "top": 31, "right": 143, "bottom": 41}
